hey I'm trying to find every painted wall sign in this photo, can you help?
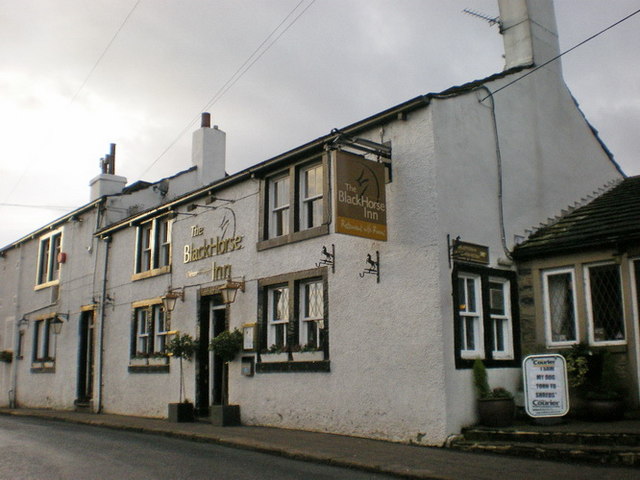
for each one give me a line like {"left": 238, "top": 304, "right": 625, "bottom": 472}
{"left": 523, "top": 354, "right": 570, "bottom": 418}
{"left": 451, "top": 240, "right": 489, "bottom": 265}
{"left": 334, "top": 151, "right": 387, "bottom": 241}
{"left": 182, "top": 206, "right": 244, "bottom": 264}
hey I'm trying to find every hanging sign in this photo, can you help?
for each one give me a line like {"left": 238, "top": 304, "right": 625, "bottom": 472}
{"left": 523, "top": 354, "right": 570, "bottom": 418}
{"left": 334, "top": 151, "right": 387, "bottom": 241}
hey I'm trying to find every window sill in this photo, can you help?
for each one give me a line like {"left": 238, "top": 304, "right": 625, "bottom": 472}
{"left": 256, "top": 360, "right": 330, "bottom": 373}
{"left": 31, "top": 362, "right": 55, "bottom": 373}
{"left": 257, "top": 225, "right": 329, "bottom": 251}
{"left": 34, "top": 280, "right": 60, "bottom": 291}
{"left": 128, "top": 364, "right": 170, "bottom": 374}
{"left": 131, "top": 265, "right": 171, "bottom": 282}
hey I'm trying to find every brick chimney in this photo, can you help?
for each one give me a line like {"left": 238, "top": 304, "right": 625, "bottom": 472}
{"left": 498, "top": 0, "right": 561, "bottom": 76}
{"left": 192, "top": 113, "right": 226, "bottom": 186}
{"left": 89, "top": 144, "right": 127, "bottom": 200}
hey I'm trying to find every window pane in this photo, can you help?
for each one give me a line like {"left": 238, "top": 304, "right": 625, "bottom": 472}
{"left": 547, "top": 272, "right": 577, "bottom": 343}
{"left": 158, "top": 219, "right": 171, "bottom": 267}
{"left": 464, "top": 317, "right": 476, "bottom": 350}
{"left": 51, "top": 233, "right": 62, "bottom": 279}
{"left": 304, "top": 281, "right": 323, "bottom": 318}
{"left": 589, "top": 264, "right": 625, "bottom": 342}
{"left": 273, "top": 176, "right": 289, "bottom": 208}
{"left": 39, "top": 237, "right": 51, "bottom": 284}
{"left": 489, "top": 282, "right": 505, "bottom": 315}
{"left": 493, "top": 318, "right": 505, "bottom": 352}
{"left": 272, "top": 287, "right": 289, "bottom": 321}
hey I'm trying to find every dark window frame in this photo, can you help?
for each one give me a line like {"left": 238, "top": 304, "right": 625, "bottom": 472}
{"left": 256, "top": 267, "right": 330, "bottom": 373}
{"left": 257, "top": 155, "right": 330, "bottom": 251}
{"left": 452, "top": 264, "right": 521, "bottom": 369}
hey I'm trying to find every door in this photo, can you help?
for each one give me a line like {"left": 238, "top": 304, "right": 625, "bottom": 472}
{"left": 196, "top": 295, "right": 227, "bottom": 416}
{"left": 76, "top": 310, "right": 95, "bottom": 404}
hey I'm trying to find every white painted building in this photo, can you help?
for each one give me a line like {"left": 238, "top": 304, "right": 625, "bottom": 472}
{"left": 0, "top": 0, "right": 626, "bottom": 445}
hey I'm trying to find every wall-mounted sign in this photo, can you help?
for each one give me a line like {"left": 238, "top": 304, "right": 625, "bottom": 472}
{"left": 523, "top": 354, "right": 570, "bottom": 418}
{"left": 334, "top": 151, "right": 387, "bottom": 241}
{"left": 242, "top": 323, "right": 256, "bottom": 351}
{"left": 451, "top": 240, "right": 489, "bottom": 265}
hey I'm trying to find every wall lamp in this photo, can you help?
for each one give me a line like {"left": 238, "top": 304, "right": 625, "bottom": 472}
{"left": 52, "top": 314, "right": 67, "bottom": 335}
{"left": 162, "top": 288, "right": 185, "bottom": 313}
{"left": 219, "top": 277, "right": 245, "bottom": 305}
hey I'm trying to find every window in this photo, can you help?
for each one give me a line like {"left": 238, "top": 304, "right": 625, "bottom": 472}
{"left": 32, "top": 318, "right": 56, "bottom": 362}
{"left": 299, "top": 279, "right": 323, "bottom": 349}
{"left": 267, "top": 285, "right": 289, "bottom": 349}
{"left": 259, "top": 157, "right": 328, "bottom": 249}
{"left": 489, "top": 278, "right": 513, "bottom": 359}
{"left": 453, "top": 266, "right": 519, "bottom": 368}
{"left": 134, "top": 216, "right": 172, "bottom": 277}
{"left": 542, "top": 268, "right": 578, "bottom": 346}
{"left": 457, "top": 274, "right": 483, "bottom": 359}
{"left": 131, "top": 304, "right": 168, "bottom": 357}
{"left": 586, "top": 263, "right": 625, "bottom": 344}
{"left": 269, "top": 175, "right": 290, "bottom": 238}
{"left": 36, "top": 229, "right": 62, "bottom": 286}
{"left": 257, "top": 268, "right": 329, "bottom": 372}
{"left": 300, "top": 164, "right": 323, "bottom": 230}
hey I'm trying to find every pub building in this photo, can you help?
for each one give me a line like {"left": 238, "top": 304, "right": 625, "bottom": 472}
{"left": 0, "top": 0, "right": 633, "bottom": 445}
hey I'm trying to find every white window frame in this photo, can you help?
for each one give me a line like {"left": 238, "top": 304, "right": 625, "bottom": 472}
{"left": 33, "top": 317, "right": 56, "bottom": 362}
{"left": 134, "top": 217, "right": 172, "bottom": 275}
{"left": 299, "top": 162, "right": 324, "bottom": 231}
{"left": 133, "top": 303, "right": 168, "bottom": 356}
{"left": 489, "top": 277, "right": 514, "bottom": 359}
{"left": 585, "top": 262, "right": 626, "bottom": 346}
{"left": 542, "top": 267, "right": 579, "bottom": 347}
{"left": 299, "top": 279, "right": 324, "bottom": 349}
{"left": 458, "top": 273, "right": 484, "bottom": 359}
{"left": 267, "top": 285, "right": 289, "bottom": 349}
{"left": 35, "top": 228, "right": 63, "bottom": 288}
{"left": 268, "top": 174, "right": 290, "bottom": 239}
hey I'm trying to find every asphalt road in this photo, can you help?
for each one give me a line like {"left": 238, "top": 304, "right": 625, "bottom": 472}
{"left": 0, "top": 416, "right": 394, "bottom": 480}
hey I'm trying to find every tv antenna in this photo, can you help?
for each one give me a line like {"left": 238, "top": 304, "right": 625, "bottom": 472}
{"left": 462, "top": 8, "right": 501, "bottom": 27}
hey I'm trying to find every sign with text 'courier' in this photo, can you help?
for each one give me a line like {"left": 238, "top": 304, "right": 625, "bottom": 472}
{"left": 334, "top": 151, "right": 387, "bottom": 241}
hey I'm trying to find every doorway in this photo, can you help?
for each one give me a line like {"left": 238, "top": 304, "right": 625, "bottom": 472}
{"left": 196, "top": 295, "right": 227, "bottom": 416}
{"left": 76, "top": 310, "right": 95, "bottom": 405}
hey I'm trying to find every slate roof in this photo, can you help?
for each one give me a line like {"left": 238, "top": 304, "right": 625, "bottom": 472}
{"left": 512, "top": 176, "right": 640, "bottom": 259}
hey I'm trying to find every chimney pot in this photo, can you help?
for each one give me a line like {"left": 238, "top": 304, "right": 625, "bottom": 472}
{"left": 201, "top": 112, "right": 211, "bottom": 128}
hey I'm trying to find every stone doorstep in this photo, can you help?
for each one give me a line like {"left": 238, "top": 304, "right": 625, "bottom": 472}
{"left": 450, "top": 440, "right": 640, "bottom": 467}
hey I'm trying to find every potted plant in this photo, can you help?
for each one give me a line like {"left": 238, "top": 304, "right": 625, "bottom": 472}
{"left": 562, "top": 343, "right": 592, "bottom": 418}
{"left": 208, "top": 328, "right": 243, "bottom": 426}
{"left": 0, "top": 350, "right": 13, "bottom": 363}
{"left": 473, "top": 359, "right": 515, "bottom": 427}
{"left": 165, "top": 332, "right": 197, "bottom": 422}
{"left": 585, "top": 350, "right": 625, "bottom": 421}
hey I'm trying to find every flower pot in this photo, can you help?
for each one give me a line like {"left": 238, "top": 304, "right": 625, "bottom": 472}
{"left": 210, "top": 405, "right": 241, "bottom": 426}
{"left": 168, "top": 402, "right": 195, "bottom": 422}
{"left": 477, "top": 397, "right": 515, "bottom": 427}
{"left": 586, "top": 398, "right": 625, "bottom": 421}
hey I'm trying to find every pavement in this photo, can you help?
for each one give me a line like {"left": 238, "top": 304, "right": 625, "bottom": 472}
{"left": 0, "top": 407, "right": 639, "bottom": 480}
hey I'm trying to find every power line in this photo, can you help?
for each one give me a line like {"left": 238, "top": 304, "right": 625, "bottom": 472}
{"left": 137, "top": 0, "right": 316, "bottom": 179}
{"left": 483, "top": 7, "right": 640, "bottom": 100}
{"left": 0, "top": 203, "right": 77, "bottom": 211}
{"left": 2, "top": 0, "right": 142, "bottom": 205}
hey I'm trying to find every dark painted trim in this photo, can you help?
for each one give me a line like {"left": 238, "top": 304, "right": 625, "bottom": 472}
{"left": 128, "top": 365, "right": 170, "bottom": 374}
{"left": 256, "top": 360, "right": 330, "bottom": 373}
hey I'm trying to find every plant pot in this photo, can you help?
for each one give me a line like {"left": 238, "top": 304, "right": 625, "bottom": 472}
{"left": 210, "top": 405, "right": 241, "bottom": 426}
{"left": 168, "top": 402, "right": 195, "bottom": 422}
{"left": 586, "top": 398, "right": 625, "bottom": 421}
{"left": 477, "top": 397, "right": 515, "bottom": 427}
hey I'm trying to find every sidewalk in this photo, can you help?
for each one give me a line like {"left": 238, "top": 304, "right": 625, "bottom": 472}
{"left": 0, "top": 407, "right": 637, "bottom": 480}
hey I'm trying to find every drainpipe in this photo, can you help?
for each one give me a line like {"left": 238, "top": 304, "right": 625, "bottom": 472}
{"left": 96, "top": 235, "right": 111, "bottom": 413}
{"left": 475, "top": 85, "right": 512, "bottom": 261}
{"left": 9, "top": 246, "right": 26, "bottom": 408}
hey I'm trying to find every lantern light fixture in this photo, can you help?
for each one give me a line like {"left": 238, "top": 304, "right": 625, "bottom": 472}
{"left": 162, "top": 288, "right": 184, "bottom": 313}
{"left": 219, "top": 277, "right": 245, "bottom": 305}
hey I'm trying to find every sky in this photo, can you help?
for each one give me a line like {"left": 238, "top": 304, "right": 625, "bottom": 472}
{"left": 1, "top": 0, "right": 639, "bottom": 248}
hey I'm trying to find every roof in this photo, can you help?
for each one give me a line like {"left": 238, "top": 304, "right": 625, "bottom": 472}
{"left": 512, "top": 176, "right": 640, "bottom": 260}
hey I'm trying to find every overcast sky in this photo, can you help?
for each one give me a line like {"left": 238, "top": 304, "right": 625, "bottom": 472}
{"left": 1, "top": 0, "right": 639, "bottom": 248}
